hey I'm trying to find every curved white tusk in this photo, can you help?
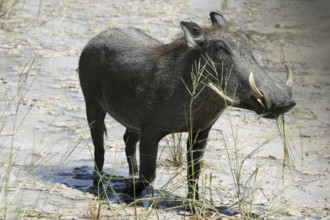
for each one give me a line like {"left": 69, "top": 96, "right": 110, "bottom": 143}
{"left": 282, "top": 61, "right": 293, "bottom": 87}
{"left": 249, "top": 72, "right": 265, "bottom": 108}
{"left": 256, "top": 98, "right": 265, "bottom": 108}
{"left": 208, "top": 83, "right": 238, "bottom": 105}
{"left": 249, "top": 72, "right": 264, "bottom": 100}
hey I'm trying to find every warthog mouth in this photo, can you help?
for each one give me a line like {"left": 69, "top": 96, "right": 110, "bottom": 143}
{"left": 262, "top": 100, "right": 296, "bottom": 119}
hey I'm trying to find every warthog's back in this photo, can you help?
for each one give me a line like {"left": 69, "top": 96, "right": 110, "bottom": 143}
{"left": 85, "top": 27, "right": 160, "bottom": 50}
{"left": 78, "top": 28, "right": 164, "bottom": 130}
{"left": 80, "top": 28, "right": 161, "bottom": 75}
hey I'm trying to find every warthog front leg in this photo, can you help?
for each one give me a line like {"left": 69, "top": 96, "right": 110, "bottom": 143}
{"left": 125, "top": 129, "right": 163, "bottom": 199}
{"left": 187, "top": 128, "right": 210, "bottom": 200}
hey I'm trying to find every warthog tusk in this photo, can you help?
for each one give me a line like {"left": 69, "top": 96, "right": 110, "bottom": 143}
{"left": 249, "top": 72, "right": 265, "bottom": 108}
{"left": 282, "top": 61, "right": 293, "bottom": 87}
{"left": 249, "top": 72, "right": 264, "bottom": 99}
{"left": 208, "top": 82, "right": 237, "bottom": 105}
{"left": 280, "top": 47, "right": 293, "bottom": 87}
{"left": 256, "top": 98, "right": 265, "bottom": 108}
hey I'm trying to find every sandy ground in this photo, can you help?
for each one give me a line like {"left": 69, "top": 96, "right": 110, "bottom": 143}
{"left": 0, "top": 0, "right": 329, "bottom": 219}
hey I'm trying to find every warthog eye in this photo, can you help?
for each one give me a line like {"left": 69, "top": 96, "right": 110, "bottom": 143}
{"left": 213, "top": 41, "right": 229, "bottom": 56}
{"left": 215, "top": 41, "right": 226, "bottom": 52}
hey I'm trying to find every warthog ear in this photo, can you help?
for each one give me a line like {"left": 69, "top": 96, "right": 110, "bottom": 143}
{"left": 210, "top": 12, "right": 227, "bottom": 29}
{"left": 180, "top": 21, "right": 206, "bottom": 48}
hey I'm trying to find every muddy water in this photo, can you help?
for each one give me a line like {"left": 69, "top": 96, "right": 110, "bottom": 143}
{"left": 0, "top": 0, "right": 329, "bottom": 219}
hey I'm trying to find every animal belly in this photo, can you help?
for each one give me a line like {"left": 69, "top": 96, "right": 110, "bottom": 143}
{"left": 100, "top": 93, "right": 141, "bottom": 131}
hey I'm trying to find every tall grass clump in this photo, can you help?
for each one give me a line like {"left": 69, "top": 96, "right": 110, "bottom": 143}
{"left": 0, "top": 56, "right": 37, "bottom": 220}
{"left": 276, "top": 48, "right": 296, "bottom": 168}
{"left": 276, "top": 115, "right": 295, "bottom": 167}
{"left": 182, "top": 56, "right": 207, "bottom": 203}
{"left": 222, "top": 118, "right": 276, "bottom": 217}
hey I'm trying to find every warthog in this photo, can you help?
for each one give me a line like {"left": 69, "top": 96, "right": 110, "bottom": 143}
{"left": 78, "top": 12, "right": 295, "bottom": 200}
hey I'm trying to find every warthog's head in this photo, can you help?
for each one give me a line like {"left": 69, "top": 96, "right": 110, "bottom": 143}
{"left": 180, "top": 12, "right": 295, "bottom": 119}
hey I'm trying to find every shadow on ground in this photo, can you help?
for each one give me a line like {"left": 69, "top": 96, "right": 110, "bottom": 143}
{"left": 36, "top": 165, "right": 238, "bottom": 216}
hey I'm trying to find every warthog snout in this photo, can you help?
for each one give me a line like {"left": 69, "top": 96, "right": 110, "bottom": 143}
{"left": 263, "top": 99, "right": 296, "bottom": 119}
{"left": 246, "top": 59, "right": 295, "bottom": 119}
